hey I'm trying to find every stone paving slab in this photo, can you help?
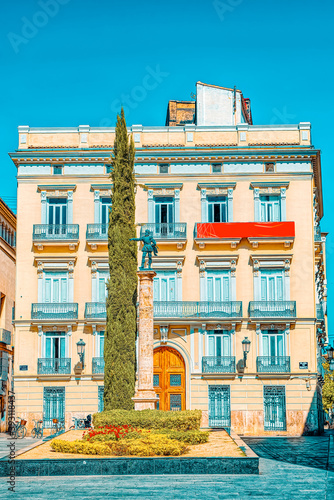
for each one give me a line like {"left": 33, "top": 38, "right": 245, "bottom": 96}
{"left": 0, "top": 435, "right": 36, "bottom": 459}
{"left": 0, "top": 459, "right": 333, "bottom": 499}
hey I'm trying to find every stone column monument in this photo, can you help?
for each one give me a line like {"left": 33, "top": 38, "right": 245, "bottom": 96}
{"left": 132, "top": 270, "right": 158, "bottom": 410}
{"left": 130, "top": 229, "right": 159, "bottom": 410}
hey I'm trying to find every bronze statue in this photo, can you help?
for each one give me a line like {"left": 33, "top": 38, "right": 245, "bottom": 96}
{"left": 130, "top": 229, "right": 158, "bottom": 270}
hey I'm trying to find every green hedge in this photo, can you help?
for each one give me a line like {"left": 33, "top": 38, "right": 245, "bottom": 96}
{"left": 93, "top": 409, "right": 202, "bottom": 431}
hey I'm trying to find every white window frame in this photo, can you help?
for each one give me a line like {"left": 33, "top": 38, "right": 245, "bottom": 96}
{"left": 206, "top": 330, "right": 232, "bottom": 357}
{"left": 42, "top": 331, "right": 68, "bottom": 358}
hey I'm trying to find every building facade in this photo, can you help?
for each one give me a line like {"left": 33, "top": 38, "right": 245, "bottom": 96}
{"left": 0, "top": 199, "right": 16, "bottom": 432}
{"left": 10, "top": 82, "right": 327, "bottom": 435}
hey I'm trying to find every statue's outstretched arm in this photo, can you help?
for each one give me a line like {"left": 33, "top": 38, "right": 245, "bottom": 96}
{"left": 129, "top": 237, "right": 141, "bottom": 242}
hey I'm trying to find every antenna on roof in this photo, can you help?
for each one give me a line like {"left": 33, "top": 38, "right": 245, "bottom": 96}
{"left": 190, "top": 92, "right": 196, "bottom": 100}
{"left": 233, "top": 86, "right": 237, "bottom": 114}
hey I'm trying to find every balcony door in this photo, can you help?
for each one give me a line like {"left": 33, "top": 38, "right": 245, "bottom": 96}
{"left": 207, "top": 271, "right": 230, "bottom": 302}
{"left": 44, "top": 333, "right": 66, "bottom": 359}
{"left": 97, "top": 331, "right": 105, "bottom": 357}
{"left": 44, "top": 273, "right": 68, "bottom": 303}
{"left": 154, "top": 197, "right": 174, "bottom": 236}
{"left": 260, "top": 270, "right": 284, "bottom": 302}
{"left": 153, "top": 272, "right": 176, "bottom": 302}
{"left": 207, "top": 331, "right": 231, "bottom": 357}
{"left": 262, "top": 330, "right": 284, "bottom": 357}
{"left": 208, "top": 196, "right": 227, "bottom": 223}
{"left": 97, "top": 272, "right": 109, "bottom": 302}
{"left": 260, "top": 195, "right": 281, "bottom": 222}
{"left": 100, "top": 197, "right": 111, "bottom": 233}
{"left": 48, "top": 198, "right": 67, "bottom": 234}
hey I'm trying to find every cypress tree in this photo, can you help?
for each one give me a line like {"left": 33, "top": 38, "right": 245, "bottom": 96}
{"left": 104, "top": 108, "right": 137, "bottom": 410}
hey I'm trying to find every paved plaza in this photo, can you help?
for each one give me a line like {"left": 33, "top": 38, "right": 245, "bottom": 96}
{"left": 0, "top": 433, "right": 333, "bottom": 499}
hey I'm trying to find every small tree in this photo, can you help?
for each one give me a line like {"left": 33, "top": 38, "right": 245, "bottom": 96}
{"left": 322, "top": 362, "right": 334, "bottom": 417}
{"left": 104, "top": 108, "right": 137, "bottom": 410}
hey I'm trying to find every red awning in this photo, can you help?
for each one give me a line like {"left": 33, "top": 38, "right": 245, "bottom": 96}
{"left": 196, "top": 222, "right": 295, "bottom": 239}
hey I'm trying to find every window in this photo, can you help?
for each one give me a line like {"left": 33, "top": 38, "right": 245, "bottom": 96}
{"left": 53, "top": 165, "right": 63, "bottom": 175}
{"left": 207, "top": 331, "right": 231, "bottom": 357}
{"left": 260, "top": 270, "right": 284, "bottom": 302}
{"left": 153, "top": 271, "right": 176, "bottom": 301}
{"left": 44, "top": 272, "right": 69, "bottom": 303}
{"left": 208, "top": 385, "right": 230, "bottom": 428}
{"left": 212, "top": 163, "right": 222, "bottom": 174}
{"left": 260, "top": 195, "right": 281, "bottom": 222}
{"left": 154, "top": 197, "right": 174, "bottom": 225}
{"left": 97, "top": 272, "right": 108, "bottom": 302}
{"left": 43, "top": 387, "right": 65, "bottom": 428}
{"left": 105, "top": 164, "right": 112, "bottom": 174}
{"left": 208, "top": 196, "right": 227, "bottom": 222}
{"left": 207, "top": 271, "right": 230, "bottom": 302}
{"left": 159, "top": 164, "right": 169, "bottom": 174}
{"left": 265, "top": 162, "right": 275, "bottom": 172}
{"left": 262, "top": 330, "right": 284, "bottom": 357}
{"left": 100, "top": 197, "right": 111, "bottom": 227}
{"left": 48, "top": 198, "right": 67, "bottom": 226}
{"left": 97, "top": 331, "right": 105, "bottom": 357}
{"left": 98, "top": 386, "right": 104, "bottom": 412}
{"left": 263, "top": 386, "right": 286, "bottom": 431}
{"left": 44, "top": 332, "right": 66, "bottom": 359}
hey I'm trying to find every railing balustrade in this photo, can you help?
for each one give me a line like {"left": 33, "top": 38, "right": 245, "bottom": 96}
{"left": 154, "top": 301, "right": 242, "bottom": 318}
{"left": 92, "top": 357, "right": 105, "bottom": 374}
{"left": 248, "top": 301, "right": 296, "bottom": 318}
{"left": 86, "top": 224, "right": 108, "bottom": 240}
{"left": 202, "top": 356, "right": 236, "bottom": 373}
{"left": 84, "top": 302, "right": 107, "bottom": 319}
{"left": 31, "top": 303, "right": 78, "bottom": 320}
{"left": 33, "top": 224, "right": 79, "bottom": 240}
{"left": 256, "top": 356, "right": 290, "bottom": 373}
{"left": 140, "top": 223, "right": 187, "bottom": 240}
{"left": 37, "top": 358, "right": 71, "bottom": 375}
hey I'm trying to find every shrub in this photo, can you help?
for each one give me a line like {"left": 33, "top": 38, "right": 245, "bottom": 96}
{"left": 82, "top": 424, "right": 135, "bottom": 442}
{"left": 93, "top": 409, "right": 202, "bottom": 431}
{"left": 111, "top": 434, "right": 188, "bottom": 457}
{"left": 50, "top": 439, "right": 112, "bottom": 456}
{"left": 159, "top": 429, "right": 209, "bottom": 445}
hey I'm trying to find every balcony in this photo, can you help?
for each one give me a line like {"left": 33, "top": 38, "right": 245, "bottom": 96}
{"left": 85, "top": 302, "right": 107, "bottom": 320}
{"left": 86, "top": 224, "right": 108, "bottom": 249}
{"left": 256, "top": 356, "right": 290, "bottom": 373}
{"left": 33, "top": 224, "right": 79, "bottom": 250}
{"left": 194, "top": 222, "right": 295, "bottom": 249}
{"left": 202, "top": 356, "right": 236, "bottom": 374}
{"left": 0, "top": 357, "right": 9, "bottom": 381}
{"left": 154, "top": 301, "right": 242, "bottom": 320}
{"left": 92, "top": 357, "right": 105, "bottom": 374}
{"left": 0, "top": 328, "right": 11, "bottom": 345}
{"left": 140, "top": 223, "right": 187, "bottom": 248}
{"left": 248, "top": 301, "right": 296, "bottom": 319}
{"left": 314, "top": 226, "right": 322, "bottom": 242}
{"left": 31, "top": 303, "right": 78, "bottom": 320}
{"left": 37, "top": 358, "right": 71, "bottom": 375}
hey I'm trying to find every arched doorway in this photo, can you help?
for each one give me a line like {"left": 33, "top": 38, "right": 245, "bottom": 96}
{"left": 153, "top": 346, "right": 186, "bottom": 411}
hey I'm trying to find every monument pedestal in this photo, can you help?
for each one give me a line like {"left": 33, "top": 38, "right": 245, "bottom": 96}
{"left": 132, "top": 270, "right": 158, "bottom": 410}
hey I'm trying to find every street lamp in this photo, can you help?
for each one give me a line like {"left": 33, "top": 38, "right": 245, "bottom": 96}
{"left": 327, "top": 346, "right": 334, "bottom": 371}
{"left": 76, "top": 339, "right": 86, "bottom": 369}
{"left": 242, "top": 337, "right": 251, "bottom": 368}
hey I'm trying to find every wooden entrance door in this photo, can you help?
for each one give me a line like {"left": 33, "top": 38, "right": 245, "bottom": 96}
{"left": 153, "top": 346, "right": 186, "bottom": 411}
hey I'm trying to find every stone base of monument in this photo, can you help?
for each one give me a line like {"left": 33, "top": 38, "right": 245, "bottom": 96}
{"left": 132, "top": 390, "right": 158, "bottom": 410}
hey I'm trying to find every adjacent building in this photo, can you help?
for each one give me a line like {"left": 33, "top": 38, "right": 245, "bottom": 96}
{"left": 0, "top": 198, "right": 16, "bottom": 432}
{"left": 10, "top": 82, "right": 328, "bottom": 435}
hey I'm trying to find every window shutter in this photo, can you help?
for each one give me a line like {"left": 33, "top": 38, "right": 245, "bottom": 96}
{"left": 99, "top": 278, "right": 106, "bottom": 302}
{"left": 61, "top": 278, "right": 67, "bottom": 303}
{"left": 153, "top": 278, "right": 159, "bottom": 301}
{"left": 45, "top": 278, "right": 51, "bottom": 303}
{"left": 45, "top": 337, "right": 51, "bottom": 358}
{"left": 261, "top": 276, "right": 267, "bottom": 301}
{"left": 273, "top": 199, "right": 280, "bottom": 222}
{"left": 62, "top": 205, "right": 67, "bottom": 225}
{"left": 53, "top": 279, "right": 59, "bottom": 303}
{"left": 208, "top": 204, "right": 213, "bottom": 223}
{"left": 277, "top": 335, "right": 284, "bottom": 356}
{"left": 169, "top": 277, "right": 175, "bottom": 301}
{"left": 60, "top": 337, "right": 66, "bottom": 358}
{"left": 276, "top": 275, "right": 284, "bottom": 301}
{"left": 207, "top": 277, "right": 213, "bottom": 302}
{"left": 216, "top": 336, "right": 222, "bottom": 357}
{"left": 223, "top": 335, "right": 230, "bottom": 356}
{"left": 155, "top": 203, "right": 160, "bottom": 224}
{"left": 208, "top": 336, "right": 214, "bottom": 356}
{"left": 168, "top": 202, "right": 174, "bottom": 224}
{"left": 262, "top": 334, "right": 269, "bottom": 356}
{"left": 214, "top": 278, "right": 221, "bottom": 302}
{"left": 268, "top": 276, "right": 275, "bottom": 301}
{"left": 161, "top": 278, "right": 167, "bottom": 301}
{"left": 223, "top": 276, "right": 230, "bottom": 301}
{"left": 100, "top": 334, "right": 105, "bottom": 357}
{"left": 260, "top": 203, "right": 266, "bottom": 222}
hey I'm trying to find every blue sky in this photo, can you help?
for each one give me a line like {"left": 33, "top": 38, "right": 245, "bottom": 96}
{"left": 1, "top": 0, "right": 333, "bottom": 338}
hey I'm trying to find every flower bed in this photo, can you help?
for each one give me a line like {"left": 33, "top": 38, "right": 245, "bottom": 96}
{"left": 50, "top": 423, "right": 209, "bottom": 457}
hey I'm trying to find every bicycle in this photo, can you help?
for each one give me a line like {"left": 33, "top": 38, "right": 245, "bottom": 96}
{"left": 31, "top": 419, "right": 43, "bottom": 439}
{"left": 51, "top": 418, "right": 65, "bottom": 435}
{"left": 69, "top": 415, "right": 92, "bottom": 430}
{"left": 12, "top": 417, "right": 27, "bottom": 439}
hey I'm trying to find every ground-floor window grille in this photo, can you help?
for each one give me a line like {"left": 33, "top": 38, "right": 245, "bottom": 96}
{"left": 263, "top": 386, "right": 286, "bottom": 431}
{"left": 98, "top": 386, "right": 104, "bottom": 412}
{"left": 208, "top": 385, "right": 230, "bottom": 428}
{"left": 43, "top": 387, "right": 65, "bottom": 428}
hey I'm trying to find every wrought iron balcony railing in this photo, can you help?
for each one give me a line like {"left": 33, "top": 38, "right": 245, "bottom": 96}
{"left": 0, "top": 357, "right": 9, "bottom": 381}
{"left": 202, "top": 356, "right": 236, "bottom": 373}
{"left": 31, "top": 303, "right": 78, "bottom": 320}
{"left": 248, "top": 301, "right": 296, "bottom": 318}
{"left": 0, "top": 328, "right": 11, "bottom": 345}
{"left": 86, "top": 224, "right": 108, "bottom": 240}
{"left": 314, "top": 226, "right": 322, "bottom": 242}
{"left": 140, "top": 223, "right": 187, "bottom": 240}
{"left": 85, "top": 302, "right": 107, "bottom": 319}
{"left": 316, "top": 303, "right": 324, "bottom": 322}
{"left": 37, "top": 358, "right": 71, "bottom": 375}
{"left": 256, "top": 356, "right": 290, "bottom": 373}
{"left": 33, "top": 224, "right": 79, "bottom": 241}
{"left": 154, "top": 301, "right": 242, "bottom": 319}
{"left": 92, "top": 357, "right": 105, "bottom": 374}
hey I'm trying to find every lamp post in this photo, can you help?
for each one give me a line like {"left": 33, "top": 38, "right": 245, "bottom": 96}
{"left": 76, "top": 339, "right": 86, "bottom": 369}
{"left": 327, "top": 346, "right": 334, "bottom": 371}
{"left": 242, "top": 336, "right": 251, "bottom": 368}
